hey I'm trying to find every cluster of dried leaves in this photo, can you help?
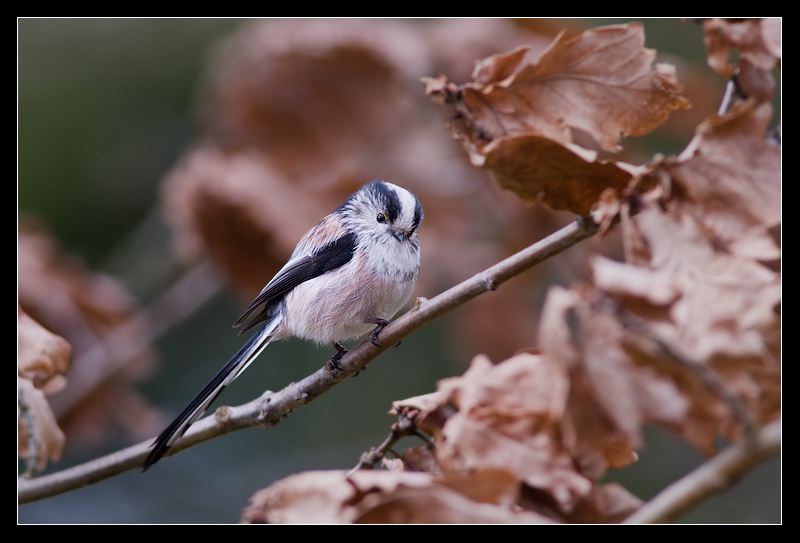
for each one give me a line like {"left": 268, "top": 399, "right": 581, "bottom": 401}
{"left": 18, "top": 18, "right": 779, "bottom": 522}
{"left": 240, "top": 19, "right": 780, "bottom": 523}
{"left": 17, "top": 224, "right": 161, "bottom": 472}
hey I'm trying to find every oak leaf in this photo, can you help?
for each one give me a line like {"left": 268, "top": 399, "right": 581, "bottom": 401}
{"left": 18, "top": 306, "right": 71, "bottom": 471}
{"left": 241, "top": 470, "right": 554, "bottom": 524}
{"left": 667, "top": 101, "right": 781, "bottom": 260}
{"left": 457, "top": 24, "right": 691, "bottom": 152}
{"left": 702, "top": 18, "right": 780, "bottom": 78}
{"left": 427, "top": 23, "right": 689, "bottom": 215}
{"left": 433, "top": 353, "right": 592, "bottom": 513}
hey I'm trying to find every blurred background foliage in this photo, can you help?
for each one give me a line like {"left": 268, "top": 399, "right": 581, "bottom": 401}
{"left": 18, "top": 18, "right": 779, "bottom": 523}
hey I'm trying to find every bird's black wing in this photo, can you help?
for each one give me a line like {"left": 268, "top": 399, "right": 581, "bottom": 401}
{"left": 233, "top": 231, "right": 357, "bottom": 333}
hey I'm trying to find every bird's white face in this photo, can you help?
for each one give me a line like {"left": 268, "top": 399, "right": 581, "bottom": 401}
{"left": 342, "top": 181, "right": 423, "bottom": 249}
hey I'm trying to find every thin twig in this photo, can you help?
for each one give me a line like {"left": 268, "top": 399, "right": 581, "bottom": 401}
{"left": 346, "top": 408, "right": 420, "bottom": 477}
{"left": 18, "top": 215, "right": 598, "bottom": 504}
{"left": 717, "top": 79, "right": 738, "bottom": 115}
{"left": 623, "top": 418, "right": 781, "bottom": 524}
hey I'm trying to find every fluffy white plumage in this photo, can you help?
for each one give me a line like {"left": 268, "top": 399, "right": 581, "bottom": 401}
{"left": 141, "top": 180, "right": 423, "bottom": 471}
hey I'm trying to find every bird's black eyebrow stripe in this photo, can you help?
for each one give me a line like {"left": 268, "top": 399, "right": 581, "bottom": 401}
{"left": 412, "top": 197, "right": 423, "bottom": 231}
{"left": 370, "top": 181, "right": 402, "bottom": 223}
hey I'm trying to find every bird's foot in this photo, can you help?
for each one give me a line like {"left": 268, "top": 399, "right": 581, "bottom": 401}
{"left": 328, "top": 341, "right": 349, "bottom": 372}
{"left": 364, "top": 318, "right": 392, "bottom": 348}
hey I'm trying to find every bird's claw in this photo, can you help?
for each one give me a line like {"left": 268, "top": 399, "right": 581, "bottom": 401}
{"left": 328, "top": 341, "right": 349, "bottom": 371}
{"left": 365, "top": 318, "right": 391, "bottom": 348}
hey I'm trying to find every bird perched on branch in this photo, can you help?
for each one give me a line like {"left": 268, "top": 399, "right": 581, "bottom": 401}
{"left": 141, "top": 180, "right": 423, "bottom": 471}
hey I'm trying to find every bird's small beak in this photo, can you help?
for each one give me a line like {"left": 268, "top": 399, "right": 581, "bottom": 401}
{"left": 392, "top": 229, "right": 408, "bottom": 242}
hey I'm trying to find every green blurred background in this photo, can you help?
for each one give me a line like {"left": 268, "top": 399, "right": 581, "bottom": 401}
{"left": 18, "top": 18, "right": 779, "bottom": 524}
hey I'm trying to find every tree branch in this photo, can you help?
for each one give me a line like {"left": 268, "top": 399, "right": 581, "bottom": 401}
{"left": 623, "top": 418, "right": 781, "bottom": 524}
{"left": 345, "top": 407, "right": 428, "bottom": 476}
{"left": 18, "top": 215, "right": 598, "bottom": 504}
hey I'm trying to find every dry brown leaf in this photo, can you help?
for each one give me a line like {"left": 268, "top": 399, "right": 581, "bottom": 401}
{"left": 394, "top": 337, "right": 646, "bottom": 522}
{"left": 736, "top": 57, "right": 777, "bottom": 104}
{"left": 241, "top": 470, "right": 371, "bottom": 523}
{"left": 589, "top": 200, "right": 780, "bottom": 454}
{"left": 558, "top": 482, "right": 644, "bottom": 524}
{"left": 668, "top": 101, "right": 781, "bottom": 260}
{"left": 390, "top": 391, "right": 447, "bottom": 417}
{"left": 161, "top": 147, "right": 340, "bottom": 295}
{"left": 591, "top": 255, "right": 679, "bottom": 306}
{"left": 479, "top": 133, "right": 642, "bottom": 215}
{"left": 426, "top": 22, "right": 688, "bottom": 215}
{"left": 18, "top": 307, "right": 71, "bottom": 471}
{"left": 539, "top": 287, "right": 661, "bottom": 478}
{"left": 700, "top": 18, "right": 780, "bottom": 105}
{"left": 438, "top": 467, "right": 519, "bottom": 506}
{"left": 702, "top": 18, "right": 780, "bottom": 78}
{"left": 760, "top": 18, "right": 782, "bottom": 60}
{"left": 625, "top": 208, "right": 779, "bottom": 364}
{"left": 396, "top": 445, "right": 442, "bottom": 475}
{"left": 351, "top": 483, "right": 555, "bottom": 524}
{"left": 454, "top": 23, "right": 691, "bottom": 153}
{"left": 241, "top": 470, "right": 555, "bottom": 524}
{"left": 200, "top": 19, "right": 428, "bottom": 182}
{"left": 18, "top": 305, "right": 71, "bottom": 393}
{"left": 433, "top": 353, "right": 592, "bottom": 513}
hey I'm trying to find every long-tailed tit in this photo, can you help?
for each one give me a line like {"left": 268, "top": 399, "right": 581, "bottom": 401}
{"left": 141, "top": 180, "right": 423, "bottom": 471}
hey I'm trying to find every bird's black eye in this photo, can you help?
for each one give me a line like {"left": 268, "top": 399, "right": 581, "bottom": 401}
{"left": 376, "top": 212, "right": 387, "bottom": 223}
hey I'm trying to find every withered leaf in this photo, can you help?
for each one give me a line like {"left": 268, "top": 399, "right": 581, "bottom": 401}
{"left": 162, "top": 147, "right": 332, "bottom": 296}
{"left": 760, "top": 18, "right": 782, "bottom": 60}
{"left": 478, "top": 132, "right": 641, "bottom": 215}
{"left": 18, "top": 306, "right": 71, "bottom": 471}
{"left": 702, "top": 18, "right": 780, "bottom": 78}
{"left": 539, "top": 287, "right": 651, "bottom": 478}
{"left": 396, "top": 444, "right": 442, "bottom": 475}
{"left": 623, "top": 208, "right": 779, "bottom": 364}
{"left": 351, "top": 482, "right": 555, "bottom": 524}
{"left": 201, "top": 19, "right": 427, "bottom": 182}
{"left": 456, "top": 23, "right": 691, "bottom": 153}
{"left": 429, "top": 22, "right": 689, "bottom": 215}
{"left": 434, "top": 353, "right": 592, "bottom": 513}
{"left": 592, "top": 205, "right": 780, "bottom": 454}
{"left": 18, "top": 305, "right": 71, "bottom": 393}
{"left": 241, "top": 470, "right": 554, "bottom": 524}
{"left": 668, "top": 101, "right": 781, "bottom": 260}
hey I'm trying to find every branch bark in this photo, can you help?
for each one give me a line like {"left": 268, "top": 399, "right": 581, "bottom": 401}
{"left": 623, "top": 418, "right": 781, "bottom": 524}
{"left": 18, "top": 216, "right": 599, "bottom": 505}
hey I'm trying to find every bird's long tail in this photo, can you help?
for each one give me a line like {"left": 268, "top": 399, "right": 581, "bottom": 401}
{"left": 140, "top": 317, "right": 280, "bottom": 472}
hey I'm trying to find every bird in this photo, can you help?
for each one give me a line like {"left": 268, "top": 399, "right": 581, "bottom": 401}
{"left": 141, "top": 180, "right": 423, "bottom": 471}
